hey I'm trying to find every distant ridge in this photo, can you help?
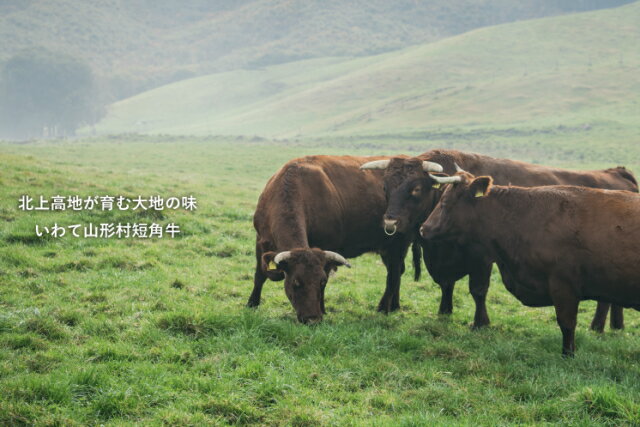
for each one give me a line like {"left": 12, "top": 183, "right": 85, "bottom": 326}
{"left": 1, "top": 0, "right": 634, "bottom": 101}
{"left": 92, "top": 2, "right": 640, "bottom": 138}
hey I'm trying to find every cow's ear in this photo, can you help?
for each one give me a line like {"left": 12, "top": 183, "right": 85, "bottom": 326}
{"left": 262, "top": 251, "right": 285, "bottom": 272}
{"left": 324, "top": 263, "right": 338, "bottom": 276}
{"left": 323, "top": 251, "right": 351, "bottom": 272}
{"left": 469, "top": 176, "right": 493, "bottom": 198}
{"left": 324, "top": 260, "right": 350, "bottom": 274}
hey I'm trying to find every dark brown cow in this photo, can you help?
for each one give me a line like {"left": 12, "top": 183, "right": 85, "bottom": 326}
{"left": 247, "top": 155, "right": 441, "bottom": 323}
{"left": 361, "top": 149, "right": 637, "bottom": 329}
{"left": 420, "top": 171, "right": 640, "bottom": 355}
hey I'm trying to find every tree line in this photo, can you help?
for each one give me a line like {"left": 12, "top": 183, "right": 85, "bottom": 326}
{"left": 0, "top": 48, "right": 104, "bottom": 140}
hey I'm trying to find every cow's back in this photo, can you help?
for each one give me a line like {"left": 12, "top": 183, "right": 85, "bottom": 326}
{"left": 491, "top": 185, "right": 640, "bottom": 307}
{"left": 419, "top": 149, "right": 638, "bottom": 191}
{"left": 254, "top": 155, "right": 390, "bottom": 255}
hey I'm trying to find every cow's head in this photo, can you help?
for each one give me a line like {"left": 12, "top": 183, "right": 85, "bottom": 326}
{"left": 420, "top": 171, "right": 493, "bottom": 243}
{"left": 360, "top": 157, "right": 444, "bottom": 235}
{"left": 262, "top": 248, "right": 350, "bottom": 324}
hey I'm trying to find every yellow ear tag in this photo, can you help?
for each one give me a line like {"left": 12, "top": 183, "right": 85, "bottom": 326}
{"left": 268, "top": 261, "right": 277, "bottom": 271}
{"left": 475, "top": 190, "right": 485, "bottom": 198}
{"left": 432, "top": 183, "right": 441, "bottom": 189}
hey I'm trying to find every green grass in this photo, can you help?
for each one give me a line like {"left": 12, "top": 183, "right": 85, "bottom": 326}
{"left": 1, "top": 137, "right": 639, "bottom": 425}
{"left": 91, "top": 2, "right": 640, "bottom": 140}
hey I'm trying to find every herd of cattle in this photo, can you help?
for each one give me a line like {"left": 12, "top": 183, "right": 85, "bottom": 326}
{"left": 247, "top": 149, "right": 639, "bottom": 356}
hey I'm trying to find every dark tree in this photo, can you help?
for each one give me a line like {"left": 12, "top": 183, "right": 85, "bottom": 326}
{"left": 0, "top": 48, "right": 103, "bottom": 140}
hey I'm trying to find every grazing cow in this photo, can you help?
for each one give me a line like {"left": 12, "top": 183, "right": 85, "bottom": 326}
{"left": 361, "top": 149, "right": 637, "bottom": 329}
{"left": 247, "top": 155, "right": 442, "bottom": 323}
{"left": 420, "top": 171, "right": 640, "bottom": 355}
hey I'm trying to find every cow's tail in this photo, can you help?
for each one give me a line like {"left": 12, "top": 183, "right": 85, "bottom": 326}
{"left": 412, "top": 240, "right": 422, "bottom": 281}
{"left": 615, "top": 166, "right": 639, "bottom": 192}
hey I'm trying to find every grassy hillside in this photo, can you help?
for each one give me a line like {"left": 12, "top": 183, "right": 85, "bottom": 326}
{"left": 1, "top": 136, "right": 639, "bottom": 425}
{"left": 92, "top": 1, "right": 640, "bottom": 141}
{"left": 1, "top": 0, "right": 633, "bottom": 101}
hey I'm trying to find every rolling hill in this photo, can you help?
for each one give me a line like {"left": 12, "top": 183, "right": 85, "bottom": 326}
{"left": 0, "top": 0, "right": 633, "bottom": 101}
{"left": 91, "top": 1, "right": 640, "bottom": 140}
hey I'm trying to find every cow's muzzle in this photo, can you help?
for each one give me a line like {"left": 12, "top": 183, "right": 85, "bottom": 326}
{"left": 384, "top": 218, "right": 398, "bottom": 236}
{"left": 299, "top": 315, "right": 323, "bottom": 325}
{"left": 420, "top": 223, "right": 442, "bottom": 241}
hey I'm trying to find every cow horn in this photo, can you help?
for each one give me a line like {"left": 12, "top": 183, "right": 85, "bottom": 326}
{"left": 273, "top": 251, "right": 292, "bottom": 265}
{"left": 324, "top": 251, "right": 351, "bottom": 268}
{"left": 360, "top": 159, "right": 390, "bottom": 170}
{"left": 422, "top": 161, "right": 444, "bottom": 172}
{"left": 429, "top": 173, "right": 462, "bottom": 184}
{"left": 454, "top": 162, "right": 467, "bottom": 173}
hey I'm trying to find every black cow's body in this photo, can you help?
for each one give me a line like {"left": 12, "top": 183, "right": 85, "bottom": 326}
{"left": 366, "top": 149, "right": 638, "bottom": 329}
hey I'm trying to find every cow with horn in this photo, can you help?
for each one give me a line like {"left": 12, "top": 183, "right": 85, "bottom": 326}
{"left": 248, "top": 155, "right": 443, "bottom": 323}
{"left": 421, "top": 170, "right": 640, "bottom": 356}
{"left": 361, "top": 149, "right": 637, "bottom": 330}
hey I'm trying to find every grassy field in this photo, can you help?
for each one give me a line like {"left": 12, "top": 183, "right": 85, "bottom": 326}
{"left": 1, "top": 136, "right": 639, "bottom": 425}
{"left": 91, "top": 2, "right": 640, "bottom": 139}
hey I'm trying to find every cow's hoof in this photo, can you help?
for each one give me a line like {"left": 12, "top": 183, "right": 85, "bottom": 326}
{"left": 471, "top": 321, "right": 490, "bottom": 330}
{"left": 246, "top": 299, "right": 260, "bottom": 308}
{"left": 377, "top": 298, "right": 391, "bottom": 313}
{"left": 377, "top": 304, "right": 390, "bottom": 314}
{"left": 610, "top": 320, "right": 625, "bottom": 330}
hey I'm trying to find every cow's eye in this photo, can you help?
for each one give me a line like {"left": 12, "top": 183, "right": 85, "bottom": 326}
{"left": 293, "top": 279, "right": 302, "bottom": 288}
{"left": 411, "top": 186, "right": 422, "bottom": 197}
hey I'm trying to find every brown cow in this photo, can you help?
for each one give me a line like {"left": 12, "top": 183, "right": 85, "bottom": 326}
{"left": 420, "top": 171, "right": 640, "bottom": 356}
{"left": 361, "top": 149, "right": 637, "bottom": 329}
{"left": 247, "top": 155, "right": 442, "bottom": 323}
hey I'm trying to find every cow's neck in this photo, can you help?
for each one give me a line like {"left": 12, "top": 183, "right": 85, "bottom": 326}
{"left": 424, "top": 191, "right": 443, "bottom": 223}
{"left": 271, "top": 213, "right": 310, "bottom": 250}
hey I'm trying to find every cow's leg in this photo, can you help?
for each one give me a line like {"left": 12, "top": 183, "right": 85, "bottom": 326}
{"left": 390, "top": 290, "right": 400, "bottom": 312}
{"left": 550, "top": 278, "right": 579, "bottom": 357}
{"left": 247, "top": 263, "right": 267, "bottom": 308}
{"left": 438, "top": 281, "right": 455, "bottom": 315}
{"left": 610, "top": 305, "right": 624, "bottom": 330}
{"left": 377, "top": 249, "right": 405, "bottom": 313}
{"left": 469, "top": 263, "right": 492, "bottom": 329}
{"left": 390, "top": 260, "right": 406, "bottom": 311}
{"left": 247, "top": 242, "right": 268, "bottom": 308}
{"left": 392, "top": 242, "right": 412, "bottom": 311}
{"left": 590, "top": 302, "right": 610, "bottom": 333}
{"left": 554, "top": 300, "right": 579, "bottom": 357}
